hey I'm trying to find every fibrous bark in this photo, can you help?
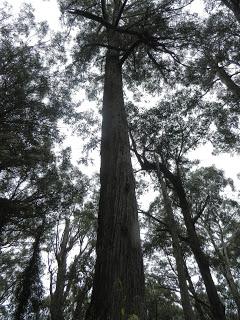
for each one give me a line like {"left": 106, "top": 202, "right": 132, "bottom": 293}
{"left": 85, "top": 49, "right": 145, "bottom": 320}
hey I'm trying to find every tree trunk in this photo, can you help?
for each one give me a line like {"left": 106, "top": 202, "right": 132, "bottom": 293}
{"left": 14, "top": 225, "right": 43, "bottom": 320}
{"left": 222, "top": 260, "right": 240, "bottom": 317}
{"left": 72, "top": 277, "right": 92, "bottom": 320}
{"left": 185, "top": 263, "right": 210, "bottom": 320}
{"left": 50, "top": 219, "right": 70, "bottom": 320}
{"left": 215, "top": 65, "right": 240, "bottom": 99}
{"left": 85, "top": 49, "right": 145, "bottom": 320}
{"left": 134, "top": 156, "right": 225, "bottom": 320}
{"left": 175, "top": 179, "right": 226, "bottom": 320}
{"left": 157, "top": 171, "right": 195, "bottom": 320}
{"left": 209, "top": 229, "right": 240, "bottom": 317}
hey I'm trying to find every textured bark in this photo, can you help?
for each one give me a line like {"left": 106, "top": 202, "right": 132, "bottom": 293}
{"left": 157, "top": 171, "right": 195, "bottom": 320}
{"left": 85, "top": 50, "right": 145, "bottom": 320}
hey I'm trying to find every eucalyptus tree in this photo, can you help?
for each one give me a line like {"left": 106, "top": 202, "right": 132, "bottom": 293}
{"left": 0, "top": 147, "right": 95, "bottom": 319}
{"left": 200, "top": 195, "right": 240, "bottom": 318}
{"left": 145, "top": 276, "right": 185, "bottom": 320}
{"left": 143, "top": 195, "right": 213, "bottom": 320}
{"left": 129, "top": 90, "right": 227, "bottom": 320}
{"left": 0, "top": 3, "right": 74, "bottom": 235}
{"left": 59, "top": 1, "right": 195, "bottom": 318}
{"left": 47, "top": 162, "right": 96, "bottom": 320}
{"left": 157, "top": 174, "right": 195, "bottom": 320}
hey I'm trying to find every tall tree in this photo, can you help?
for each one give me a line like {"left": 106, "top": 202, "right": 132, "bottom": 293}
{"left": 129, "top": 92, "right": 226, "bottom": 320}
{"left": 157, "top": 172, "right": 195, "bottom": 320}
{"left": 0, "top": 2, "right": 74, "bottom": 235}
{"left": 60, "top": 1, "right": 195, "bottom": 318}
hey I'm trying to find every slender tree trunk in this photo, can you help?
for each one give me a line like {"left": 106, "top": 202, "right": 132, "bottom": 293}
{"left": 157, "top": 171, "right": 195, "bottom": 320}
{"left": 222, "top": 260, "right": 240, "bottom": 317}
{"left": 135, "top": 156, "right": 225, "bottom": 320}
{"left": 85, "top": 49, "right": 145, "bottom": 320}
{"left": 175, "top": 179, "right": 226, "bottom": 320}
{"left": 185, "top": 263, "right": 210, "bottom": 320}
{"left": 209, "top": 229, "right": 240, "bottom": 317}
{"left": 72, "top": 277, "right": 92, "bottom": 320}
{"left": 14, "top": 225, "right": 43, "bottom": 320}
{"left": 50, "top": 219, "right": 70, "bottom": 320}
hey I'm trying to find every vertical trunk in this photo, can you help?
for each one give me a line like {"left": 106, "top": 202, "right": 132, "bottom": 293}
{"left": 72, "top": 277, "right": 92, "bottom": 320}
{"left": 14, "top": 226, "right": 43, "bottom": 320}
{"left": 185, "top": 263, "right": 210, "bottom": 320}
{"left": 209, "top": 230, "right": 240, "bottom": 316}
{"left": 85, "top": 50, "right": 145, "bottom": 320}
{"left": 50, "top": 219, "right": 70, "bottom": 320}
{"left": 222, "top": 261, "right": 240, "bottom": 317}
{"left": 175, "top": 180, "right": 226, "bottom": 320}
{"left": 157, "top": 171, "right": 195, "bottom": 320}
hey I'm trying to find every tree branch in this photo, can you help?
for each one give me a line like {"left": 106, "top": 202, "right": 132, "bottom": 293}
{"left": 120, "top": 39, "right": 141, "bottom": 64}
{"left": 138, "top": 209, "right": 168, "bottom": 227}
{"left": 115, "top": 0, "right": 129, "bottom": 26}
{"left": 147, "top": 50, "right": 168, "bottom": 82}
{"left": 193, "top": 195, "right": 210, "bottom": 224}
{"left": 101, "top": 0, "right": 108, "bottom": 21}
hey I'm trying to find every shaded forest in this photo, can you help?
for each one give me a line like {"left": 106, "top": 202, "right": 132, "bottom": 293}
{"left": 0, "top": 0, "right": 240, "bottom": 319}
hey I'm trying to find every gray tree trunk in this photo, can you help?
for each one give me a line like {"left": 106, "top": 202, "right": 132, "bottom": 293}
{"left": 136, "top": 157, "right": 226, "bottom": 320}
{"left": 209, "top": 229, "right": 240, "bottom": 317}
{"left": 175, "top": 179, "right": 226, "bottom": 320}
{"left": 85, "top": 49, "right": 145, "bottom": 320}
{"left": 157, "top": 170, "right": 195, "bottom": 320}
